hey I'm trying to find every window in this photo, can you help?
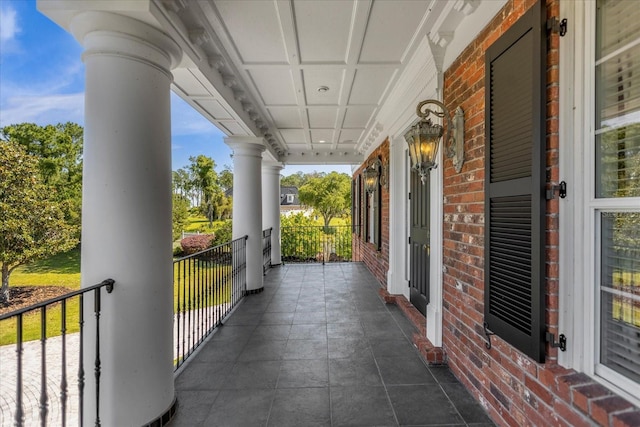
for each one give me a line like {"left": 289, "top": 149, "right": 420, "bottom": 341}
{"left": 286, "top": 193, "right": 294, "bottom": 204}
{"left": 593, "top": 0, "right": 640, "bottom": 390}
{"left": 484, "top": 1, "right": 546, "bottom": 362}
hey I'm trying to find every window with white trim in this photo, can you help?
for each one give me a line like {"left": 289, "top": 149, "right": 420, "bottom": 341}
{"left": 593, "top": 0, "right": 640, "bottom": 394}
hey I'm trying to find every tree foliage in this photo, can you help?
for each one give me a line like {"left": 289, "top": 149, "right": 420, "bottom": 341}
{"left": 298, "top": 172, "right": 352, "bottom": 227}
{"left": 0, "top": 123, "right": 84, "bottom": 234}
{"left": 172, "top": 156, "right": 232, "bottom": 230}
{"left": 281, "top": 171, "right": 326, "bottom": 188}
{"left": 172, "top": 194, "right": 190, "bottom": 241}
{"left": 0, "top": 141, "right": 79, "bottom": 302}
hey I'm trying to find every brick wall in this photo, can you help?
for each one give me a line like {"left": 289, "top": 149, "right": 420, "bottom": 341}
{"left": 441, "top": 0, "right": 639, "bottom": 426}
{"left": 353, "top": 139, "right": 390, "bottom": 288}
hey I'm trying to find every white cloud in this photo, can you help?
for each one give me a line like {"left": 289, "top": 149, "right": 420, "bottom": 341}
{"left": 0, "top": 93, "right": 84, "bottom": 127}
{"left": 0, "top": 4, "right": 20, "bottom": 43}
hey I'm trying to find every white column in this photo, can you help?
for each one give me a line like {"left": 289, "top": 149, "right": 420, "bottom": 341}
{"left": 71, "top": 11, "right": 181, "bottom": 426}
{"left": 387, "top": 135, "right": 410, "bottom": 298}
{"left": 262, "top": 162, "right": 283, "bottom": 265}
{"left": 225, "top": 137, "right": 265, "bottom": 291}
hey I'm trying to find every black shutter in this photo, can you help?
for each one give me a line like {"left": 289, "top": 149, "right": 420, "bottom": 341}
{"left": 374, "top": 183, "right": 381, "bottom": 250}
{"left": 484, "top": 0, "right": 546, "bottom": 363}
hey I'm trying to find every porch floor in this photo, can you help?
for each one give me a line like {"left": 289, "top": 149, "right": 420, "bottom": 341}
{"left": 170, "top": 263, "right": 494, "bottom": 427}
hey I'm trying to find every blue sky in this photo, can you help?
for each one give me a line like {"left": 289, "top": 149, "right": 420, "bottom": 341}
{"left": 0, "top": 0, "right": 350, "bottom": 176}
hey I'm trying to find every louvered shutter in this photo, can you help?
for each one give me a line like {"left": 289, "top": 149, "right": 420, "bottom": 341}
{"left": 484, "top": 0, "right": 547, "bottom": 363}
{"left": 374, "top": 182, "right": 381, "bottom": 250}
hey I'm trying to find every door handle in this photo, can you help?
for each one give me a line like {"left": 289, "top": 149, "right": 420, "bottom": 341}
{"left": 423, "top": 244, "right": 430, "bottom": 255}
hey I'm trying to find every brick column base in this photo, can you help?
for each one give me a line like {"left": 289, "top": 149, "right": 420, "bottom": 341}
{"left": 378, "top": 289, "right": 446, "bottom": 365}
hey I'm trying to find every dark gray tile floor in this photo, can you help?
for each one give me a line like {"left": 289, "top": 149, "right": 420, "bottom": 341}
{"left": 170, "top": 263, "right": 494, "bottom": 427}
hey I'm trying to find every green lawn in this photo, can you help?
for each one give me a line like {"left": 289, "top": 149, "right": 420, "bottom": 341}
{"left": 1, "top": 249, "right": 82, "bottom": 345}
{"left": 1, "top": 248, "right": 234, "bottom": 345}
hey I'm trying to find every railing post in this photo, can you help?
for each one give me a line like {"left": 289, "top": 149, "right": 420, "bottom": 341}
{"left": 15, "top": 314, "right": 24, "bottom": 427}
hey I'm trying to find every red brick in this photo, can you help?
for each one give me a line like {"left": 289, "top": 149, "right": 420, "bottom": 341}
{"left": 556, "top": 373, "right": 593, "bottom": 402}
{"left": 554, "top": 399, "right": 593, "bottom": 427}
{"left": 525, "top": 375, "right": 554, "bottom": 406}
{"left": 572, "top": 383, "right": 612, "bottom": 414}
{"left": 591, "top": 396, "right": 635, "bottom": 426}
{"left": 613, "top": 410, "right": 640, "bottom": 427}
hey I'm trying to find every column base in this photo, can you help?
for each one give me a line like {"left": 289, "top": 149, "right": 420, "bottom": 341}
{"left": 142, "top": 396, "right": 177, "bottom": 427}
{"left": 378, "top": 288, "right": 446, "bottom": 365}
{"left": 245, "top": 287, "right": 265, "bottom": 295}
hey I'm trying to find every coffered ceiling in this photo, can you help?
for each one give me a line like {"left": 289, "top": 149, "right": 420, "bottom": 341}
{"left": 152, "top": 0, "right": 485, "bottom": 165}
{"left": 41, "top": 0, "right": 495, "bottom": 165}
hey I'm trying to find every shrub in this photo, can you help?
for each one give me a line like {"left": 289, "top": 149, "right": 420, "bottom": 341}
{"left": 211, "top": 220, "right": 232, "bottom": 245}
{"left": 180, "top": 234, "right": 215, "bottom": 255}
{"left": 173, "top": 245, "right": 184, "bottom": 257}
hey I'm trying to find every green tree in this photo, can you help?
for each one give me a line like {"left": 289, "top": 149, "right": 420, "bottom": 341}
{"left": 0, "top": 123, "right": 84, "bottom": 234}
{"left": 172, "top": 194, "right": 190, "bottom": 241}
{"left": 281, "top": 171, "right": 326, "bottom": 188}
{"left": 219, "top": 165, "right": 233, "bottom": 192}
{"left": 0, "top": 141, "right": 79, "bottom": 302}
{"left": 298, "top": 172, "right": 352, "bottom": 227}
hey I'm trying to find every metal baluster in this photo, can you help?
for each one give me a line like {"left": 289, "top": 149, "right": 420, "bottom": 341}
{"left": 40, "top": 307, "right": 49, "bottom": 425}
{"left": 15, "top": 314, "right": 25, "bottom": 427}
{"left": 176, "top": 260, "right": 181, "bottom": 369}
{"left": 187, "top": 258, "right": 192, "bottom": 358}
{"left": 181, "top": 259, "right": 187, "bottom": 368}
{"left": 60, "top": 299, "right": 68, "bottom": 427}
{"left": 94, "top": 289, "right": 102, "bottom": 427}
{"left": 78, "top": 294, "right": 85, "bottom": 427}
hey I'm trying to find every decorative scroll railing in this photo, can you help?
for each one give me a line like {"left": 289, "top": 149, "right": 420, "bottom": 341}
{"left": 0, "top": 279, "right": 115, "bottom": 427}
{"left": 281, "top": 225, "right": 361, "bottom": 264}
{"left": 173, "top": 236, "right": 247, "bottom": 370}
{"left": 263, "top": 227, "right": 273, "bottom": 274}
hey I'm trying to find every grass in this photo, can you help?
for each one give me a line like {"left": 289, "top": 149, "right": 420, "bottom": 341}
{"left": 1, "top": 248, "right": 235, "bottom": 345}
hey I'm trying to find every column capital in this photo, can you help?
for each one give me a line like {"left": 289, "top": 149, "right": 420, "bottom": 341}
{"left": 261, "top": 161, "right": 284, "bottom": 173}
{"left": 224, "top": 137, "right": 266, "bottom": 157}
{"left": 68, "top": 11, "right": 182, "bottom": 72}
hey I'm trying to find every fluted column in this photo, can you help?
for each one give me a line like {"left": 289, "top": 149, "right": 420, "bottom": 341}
{"left": 225, "top": 137, "right": 266, "bottom": 291}
{"left": 262, "top": 162, "right": 284, "bottom": 266}
{"left": 69, "top": 11, "right": 181, "bottom": 426}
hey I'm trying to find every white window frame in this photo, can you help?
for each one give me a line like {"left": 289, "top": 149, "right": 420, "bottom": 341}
{"left": 560, "top": 0, "right": 640, "bottom": 406}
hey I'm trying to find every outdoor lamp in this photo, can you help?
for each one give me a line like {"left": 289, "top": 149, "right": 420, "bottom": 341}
{"left": 363, "top": 162, "right": 380, "bottom": 193}
{"left": 404, "top": 99, "right": 465, "bottom": 184}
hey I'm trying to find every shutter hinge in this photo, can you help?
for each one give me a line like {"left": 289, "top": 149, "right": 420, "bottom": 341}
{"left": 547, "top": 17, "right": 567, "bottom": 37}
{"left": 408, "top": 236, "right": 411, "bottom": 244}
{"left": 546, "top": 332, "right": 567, "bottom": 351}
{"left": 408, "top": 192, "right": 411, "bottom": 200}
{"left": 546, "top": 181, "right": 567, "bottom": 200}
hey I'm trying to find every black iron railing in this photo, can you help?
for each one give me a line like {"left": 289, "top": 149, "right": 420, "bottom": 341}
{"left": 0, "top": 279, "right": 115, "bottom": 427}
{"left": 263, "top": 227, "right": 273, "bottom": 274}
{"left": 173, "top": 236, "right": 247, "bottom": 370}
{"left": 281, "top": 225, "right": 361, "bottom": 264}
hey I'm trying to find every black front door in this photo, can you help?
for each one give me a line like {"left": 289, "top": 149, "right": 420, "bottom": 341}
{"left": 409, "top": 171, "right": 430, "bottom": 316}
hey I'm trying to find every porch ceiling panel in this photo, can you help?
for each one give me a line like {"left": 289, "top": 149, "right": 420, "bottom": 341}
{"left": 268, "top": 108, "right": 303, "bottom": 129}
{"left": 294, "top": 0, "right": 353, "bottom": 63}
{"left": 248, "top": 69, "right": 298, "bottom": 106}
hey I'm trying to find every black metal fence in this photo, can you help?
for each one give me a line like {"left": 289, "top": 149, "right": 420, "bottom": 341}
{"left": 281, "top": 225, "right": 360, "bottom": 264}
{"left": 263, "top": 227, "right": 273, "bottom": 274}
{"left": 0, "top": 279, "right": 115, "bottom": 427}
{"left": 173, "top": 236, "right": 247, "bottom": 370}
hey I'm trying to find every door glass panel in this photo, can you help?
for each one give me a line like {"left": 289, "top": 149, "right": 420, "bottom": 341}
{"left": 600, "top": 212, "right": 640, "bottom": 383}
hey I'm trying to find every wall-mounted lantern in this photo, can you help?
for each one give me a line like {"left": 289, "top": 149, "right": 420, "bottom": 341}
{"left": 363, "top": 161, "right": 380, "bottom": 193}
{"left": 363, "top": 156, "right": 388, "bottom": 193}
{"left": 404, "top": 99, "right": 465, "bottom": 184}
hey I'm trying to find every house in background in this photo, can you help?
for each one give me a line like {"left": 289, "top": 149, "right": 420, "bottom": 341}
{"left": 32, "top": 0, "right": 640, "bottom": 425}
{"left": 279, "top": 186, "right": 309, "bottom": 217}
